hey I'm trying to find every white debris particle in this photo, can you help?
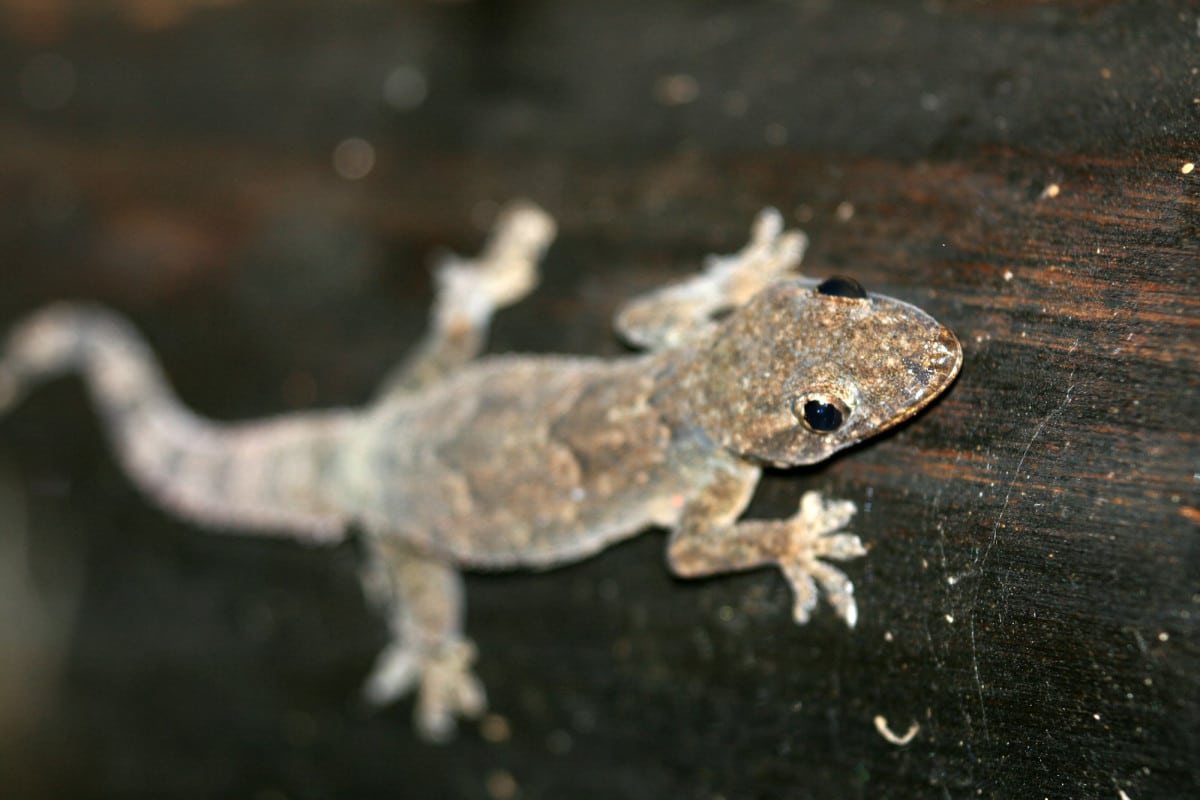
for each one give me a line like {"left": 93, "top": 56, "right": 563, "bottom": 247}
{"left": 873, "top": 715, "right": 920, "bottom": 745}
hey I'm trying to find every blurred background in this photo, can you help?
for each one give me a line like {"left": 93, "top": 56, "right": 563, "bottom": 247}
{"left": 0, "top": 1, "right": 1196, "bottom": 799}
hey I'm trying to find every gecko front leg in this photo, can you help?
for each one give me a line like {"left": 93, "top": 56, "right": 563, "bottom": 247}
{"left": 379, "top": 200, "right": 556, "bottom": 397}
{"left": 615, "top": 207, "right": 807, "bottom": 350}
{"left": 667, "top": 466, "right": 867, "bottom": 627}
{"left": 359, "top": 536, "right": 485, "bottom": 741}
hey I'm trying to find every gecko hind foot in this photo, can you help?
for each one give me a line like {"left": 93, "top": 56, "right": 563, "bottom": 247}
{"left": 363, "top": 639, "right": 487, "bottom": 742}
{"left": 780, "top": 491, "right": 867, "bottom": 628}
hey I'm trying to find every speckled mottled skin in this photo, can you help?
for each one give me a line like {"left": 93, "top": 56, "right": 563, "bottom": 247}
{"left": 0, "top": 203, "right": 961, "bottom": 741}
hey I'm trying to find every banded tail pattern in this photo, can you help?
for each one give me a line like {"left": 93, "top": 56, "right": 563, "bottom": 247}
{"left": 0, "top": 304, "right": 355, "bottom": 541}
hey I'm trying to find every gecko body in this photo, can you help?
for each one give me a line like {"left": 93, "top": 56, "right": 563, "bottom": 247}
{"left": 0, "top": 204, "right": 961, "bottom": 740}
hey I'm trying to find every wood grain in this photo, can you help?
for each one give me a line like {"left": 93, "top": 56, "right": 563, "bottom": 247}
{"left": 0, "top": 1, "right": 1195, "bottom": 798}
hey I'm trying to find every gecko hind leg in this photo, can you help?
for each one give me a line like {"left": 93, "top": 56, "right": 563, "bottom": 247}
{"left": 379, "top": 201, "right": 557, "bottom": 396}
{"left": 614, "top": 207, "right": 808, "bottom": 351}
{"left": 359, "top": 535, "right": 485, "bottom": 742}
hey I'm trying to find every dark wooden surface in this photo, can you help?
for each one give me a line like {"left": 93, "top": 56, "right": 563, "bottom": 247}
{"left": 0, "top": 2, "right": 1196, "bottom": 798}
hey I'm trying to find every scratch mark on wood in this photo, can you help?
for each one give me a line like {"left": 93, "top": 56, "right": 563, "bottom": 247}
{"left": 969, "top": 376, "right": 1077, "bottom": 745}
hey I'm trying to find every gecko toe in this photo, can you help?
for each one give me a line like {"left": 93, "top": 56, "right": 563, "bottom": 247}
{"left": 363, "top": 643, "right": 421, "bottom": 706}
{"left": 814, "top": 532, "right": 868, "bottom": 561}
{"left": 781, "top": 563, "right": 820, "bottom": 625}
{"left": 809, "top": 560, "right": 859, "bottom": 629}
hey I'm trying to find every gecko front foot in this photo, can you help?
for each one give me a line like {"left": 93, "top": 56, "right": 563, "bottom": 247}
{"left": 432, "top": 201, "right": 556, "bottom": 330}
{"left": 615, "top": 207, "right": 807, "bottom": 350}
{"left": 700, "top": 206, "right": 807, "bottom": 305}
{"left": 364, "top": 639, "right": 486, "bottom": 742}
{"left": 778, "top": 491, "right": 867, "bottom": 628}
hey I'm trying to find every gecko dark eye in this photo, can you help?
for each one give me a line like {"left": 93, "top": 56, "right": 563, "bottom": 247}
{"left": 794, "top": 394, "right": 851, "bottom": 433}
{"left": 816, "top": 276, "right": 868, "bottom": 299}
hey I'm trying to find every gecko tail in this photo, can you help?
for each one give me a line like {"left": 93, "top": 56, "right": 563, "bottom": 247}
{"left": 0, "top": 303, "right": 186, "bottom": 427}
{"left": 0, "top": 303, "right": 352, "bottom": 542}
{"left": 0, "top": 303, "right": 102, "bottom": 413}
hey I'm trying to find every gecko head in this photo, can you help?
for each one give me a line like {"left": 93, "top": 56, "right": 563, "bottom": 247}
{"left": 690, "top": 277, "right": 962, "bottom": 468}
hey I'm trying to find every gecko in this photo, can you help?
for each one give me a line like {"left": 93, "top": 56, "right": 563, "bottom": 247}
{"left": 0, "top": 202, "right": 961, "bottom": 741}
